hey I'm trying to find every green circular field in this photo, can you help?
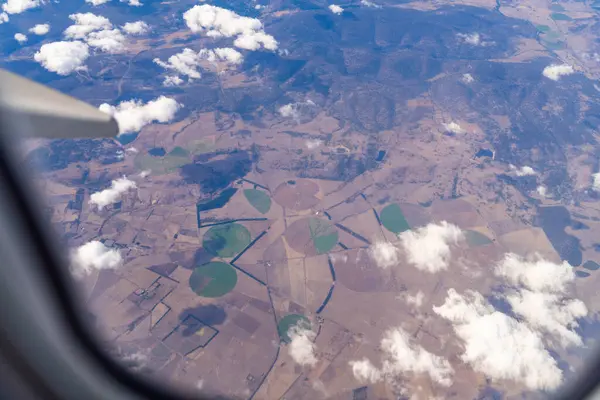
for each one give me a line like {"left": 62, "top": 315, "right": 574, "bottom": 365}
{"left": 380, "top": 203, "right": 410, "bottom": 234}
{"left": 309, "top": 218, "right": 338, "bottom": 254}
{"left": 244, "top": 189, "right": 271, "bottom": 214}
{"left": 277, "top": 314, "right": 310, "bottom": 343}
{"left": 203, "top": 223, "right": 251, "bottom": 257}
{"left": 189, "top": 262, "right": 238, "bottom": 298}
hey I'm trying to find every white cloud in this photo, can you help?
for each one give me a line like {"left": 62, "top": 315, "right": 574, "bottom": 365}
{"left": 89, "top": 177, "right": 137, "bottom": 210}
{"left": 99, "top": 96, "right": 182, "bottom": 134}
{"left": 328, "top": 4, "right": 343, "bottom": 14}
{"left": 155, "top": 47, "right": 245, "bottom": 84}
{"left": 64, "top": 13, "right": 112, "bottom": 40}
{"left": 154, "top": 48, "right": 203, "bottom": 81}
{"left": 349, "top": 359, "right": 382, "bottom": 383}
{"left": 506, "top": 289, "right": 587, "bottom": 348}
{"left": 368, "top": 241, "right": 400, "bottom": 269}
{"left": 139, "top": 170, "right": 151, "bottom": 178}
{"left": 405, "top": 290, "right": 425, "bottom": 308}
{"left": 592, "top": 172, "right": 600, "bottom": 191}
{"left": 121, "top": 0, "right": 142, "bottom": 6}
{"left": 288, "top": 322, "right": 317, "bottom": 367}
{"left": 183, "top": 5, "right": 278, "bottom": 51}
{"left": 14, "top": 33, "right": 27, "bottom": 43}
{"left": 537, "top": 185, "right": 547, "bottom": 197}
{"left": 86, "top": 28, "right": 126, "bottom": 53}
{"left": 202, "top": 47, "right": 244, "bottom": 64}
{"left": 0, "top": 12, "right": 8, "bottom": 23}
{"left": 85, "top": 0, "right": 110, "bottom": 5}
{"left": 70, "top": 240, "right": 123, "bottom": 278}
{"left": 509, "top": 164, "right": 536, "bottom": 177}
{"left": 462, "top": 73, "right": 474, "bottom": 83}
{"left": 381, "top": 327, "right": 454, "bottom": 386}
{"left": 543, "top": 64, "right": 574, "bottom": 81}
{"left": 433, "top": 289, "right": 563, "bottom": 391}
{"left": 360, "top": 0, "right": 381, "bottom": 8}
{"left": 163, "top": 75, "right": 184, "bottom": 86}
{"left": 122, "top": 21, "right": 149, "bottom": 35}
{"left": 279, "top": 103, "right": 296, "bottom": 118}
{"left": 457, "top": 32, "right": 487, "bottom": 46}
{"left": 305, "top": 139, "right": 322, "bottom": 150}
{"left": 495, "top": 253, "right": 574, "bottom": 293}
{"left": 443, "top": 121, "right": 463, "bottom": 134}
{"left": 29, "top": 23, "right": 50, "bottom": 35}
{"left": 3, "top": 0, "right": 41, "bottom": 14}
{"left": 34, "top": 41, "right": 90, "bottom": 76}
{"left": 494, "top": 253, "right": 586, "bottom": 348}
{"left": 399, "top": 221, "right": 463, "bottom": 273}
{"left": 278, "top": 100, "right": 315, "bottom": 121}
{"left": 349, "top": 328, "right": 453, "bottom": 387}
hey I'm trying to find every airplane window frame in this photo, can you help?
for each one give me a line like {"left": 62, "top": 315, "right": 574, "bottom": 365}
{"left": 0, "top": 113, "right": 212, "bottom": 400}
{"left": 0, "top": 94, "right": 599, "bottom": 400}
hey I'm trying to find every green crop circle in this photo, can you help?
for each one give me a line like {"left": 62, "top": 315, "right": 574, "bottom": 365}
{"left": 203, "top": 223, "right": 251, "bottom": 257}
{"left": 189, "top": 261, "right": 238, "bottom": 298}
{"left": 277, "top": 314, "right": 310, "bottom": 343}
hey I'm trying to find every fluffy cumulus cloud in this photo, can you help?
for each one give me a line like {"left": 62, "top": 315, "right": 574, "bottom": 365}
{"left": 506, "top": 289, "right": 586, "bottom": 347}
{"left": 154, "top": 48, "right": 203, "bottom": 81}
{"left": 543, "top": 64, "right": 574, "bottom": 81}
{"left": 86, "top": 29, "right": 126, "bottom": 53}
{"left": 495, "top": 253, "right": 586, "bottom": 347}
{"left": 183, "top": 5, "right": 278, "bottom": 51}
{"left": 288, "top": 322, "right": 318, "bottom": 367}
{"left": 592, "top": 172, "right": 600, "bottom": 191}
{"left": 495, "top": 253, "right": 574, "bottom": 293}
{"left": 122, "top": 0, "right": 142, "bottom": 6}
{"left": 64, "top": 13, "right": 128, "bottom": 53}
{"left": 349, "top": 359, "right": 382, "bottom": 383}
{"left": 399, "top": 221, "right": 463, "bottom": 273}
{"left": 349, "top": 328, "right": 453, "bottom": 386}
{"left": 64, "top": 13, "right": 112, "bottom": 39}
{"left": 154, "top": 47, "right": 243, "bottom": 85}
{"left": 433, "top": 253, "right": 587, "bottom": 391}
{"left": 3, "top": 0, "right": 41, "bottom": 14}
{"left": 278, "top": 100, "right": 315, "bottom": 121}
{"left": 510, "top": 164, "right": 536, "bottom": 177}
{"left": 433, "top": 289, "right": 563, "bottom": 391}
{"left": 201, "top": 47, "right": 244, "bottom": 64}
{"left": 70, "top": 240, "right": 123, "bottom": 278}
{"left": 122, "top": 20, "right": 149, "bottom": 35}
{"left": 368, "top": 241, "right": 400, "bottom": 269}
{"left": 457, "top": 32, "right": 490, "bottom": 46}
{"left": 329, "top": 4, "right": 343, "bottom": 14}
{"left": 99, "top": 96, "right": 182, "bottom": 134}
{"left": 537, "top": 185, "right": 547, "bottom": 197}
{"left": 360, "top": 0, "right": 381, "bottom": 8}
{"left": 462, "top": 73, "right": 474, "bottom": 83}
{"left": 163, "top": 75, "right": 184, "bottom": 87}
{"left": 443, "top": 121, "right": 463, "bottom": 134}
{"left": 14, "top": 33, "right": 27, "bottom": 43}
{"left": 29, "top": 23, "right": 49, "bottom": 35}
{"left": 89, "top": 177, "right": 137, "bottom": 210}
{"left": 0, "top": 12, "right": 8, "bottom": 23}
{"left": 34, "top": 41, "right": 90, "bottom": 75}
{"left": 404, "top": 290, "right": 425, "bottom": 308}
{"left": 381, "top": 328, "right": 454, "bottom": 386}
{"left": 85, "top": 0, "right": 110, "bottom": 5}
